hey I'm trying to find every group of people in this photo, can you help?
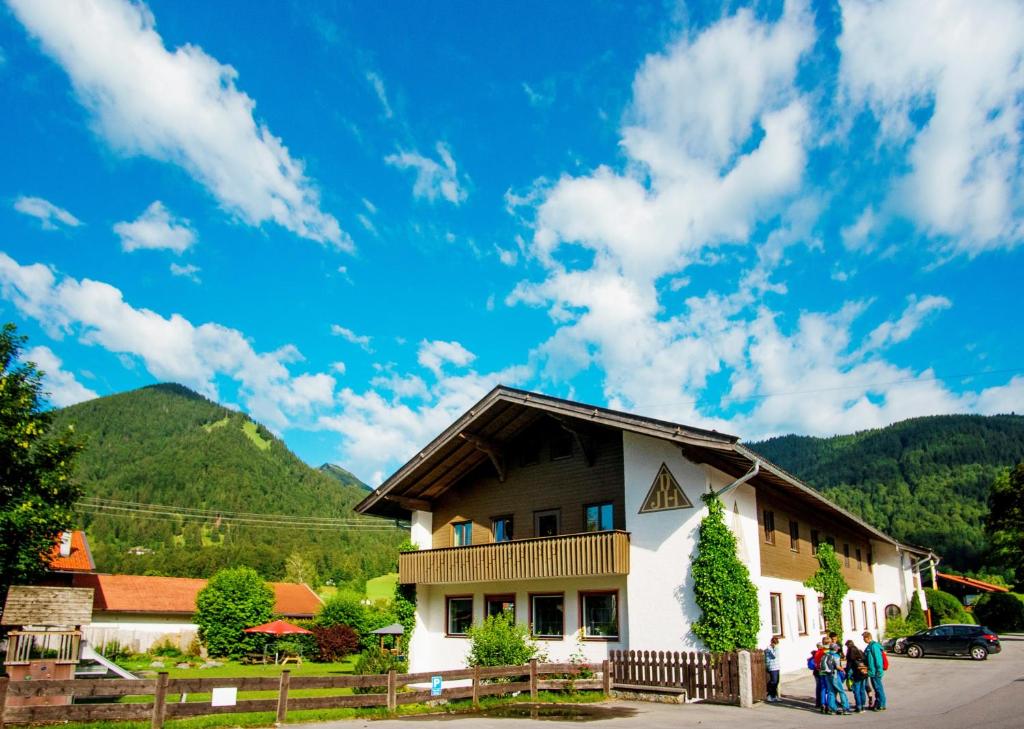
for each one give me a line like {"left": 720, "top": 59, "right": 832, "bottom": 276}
{"left": 764, "top": 631, "right": 888, "bottom": 715}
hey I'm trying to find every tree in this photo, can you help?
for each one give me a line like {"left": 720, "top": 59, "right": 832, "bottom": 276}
{"left": 284, "top": 551, "right": 319, "bottom": 588}
{"left": 0, "top": 323, "right": 83, "bottom": 601}
{"left": 804, "top": 543, "right": 849, "bottom": 635}
{"left": 907, "top": 591, "right": 927, "bottom": 632}
{"left": 973, "top": 592, "right": 1024, "bottom": 632}
{"left": 986, "top": 463, "right": 1024, "bottom": 590}
{"left": 465, "top": 612, "right": 539, "bottom": 667}
{"left": 691, "top": 493, "right": 760, "bottom": 650}
{"left": 195, "top": 567, "right": 274, "bottom": 658}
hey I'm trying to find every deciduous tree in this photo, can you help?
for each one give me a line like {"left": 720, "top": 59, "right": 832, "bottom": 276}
{"left": 986, "top": 463, "right": 1024, "bottom": 590}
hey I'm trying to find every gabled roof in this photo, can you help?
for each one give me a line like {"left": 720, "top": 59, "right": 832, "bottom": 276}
{"left": 355, "top": 385, "right": 907, "bottom": 548}
{"left": 71, "top": 574, "right": 323, "bottom": 617}
{"left": 1, "top": 585, "right": 94, "bottom": 627}
{"left": 48, "top": 530, "right": 96, "bottom": 573}
{"left": 936, "top": 572, "right": 1009, "bottom": 593}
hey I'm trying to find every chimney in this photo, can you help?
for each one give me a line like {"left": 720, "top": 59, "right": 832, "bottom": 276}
{"left": 59, "top": 531, "right": 73, "bottom": 557}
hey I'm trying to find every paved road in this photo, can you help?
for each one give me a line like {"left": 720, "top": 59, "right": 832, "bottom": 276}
{"left": 292, "top": 635, "right": 1024, "bottom": 729}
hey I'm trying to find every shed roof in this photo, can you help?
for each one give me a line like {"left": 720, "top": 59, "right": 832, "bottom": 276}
{"left": 936, "top": 572, "right": 1010, "bottom": 593}
{"left": 1, "top": 586, "right": 94, "bottom": 627}
{"left": 48, "top": 530, "right": 96, "bottom": 573}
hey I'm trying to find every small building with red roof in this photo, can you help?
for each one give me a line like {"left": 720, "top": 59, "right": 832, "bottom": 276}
{"left": 47, "top": 531, "right": 96, "bottom": 575}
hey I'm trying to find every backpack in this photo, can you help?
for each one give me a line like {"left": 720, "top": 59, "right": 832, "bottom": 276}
{"left": 807, "top": 655, "right": 817, "bottom": 671}
{"left": 881, "top": 649, "right": 889, "bottom": 671}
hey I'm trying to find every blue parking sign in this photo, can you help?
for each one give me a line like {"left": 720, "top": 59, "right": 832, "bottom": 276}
{"left": 430, "top": 675, "right": 443, "bottom": 696}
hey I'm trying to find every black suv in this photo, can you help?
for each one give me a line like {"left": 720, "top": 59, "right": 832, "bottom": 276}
{"left": 904, "top": 624, "right": 1001, "bottom": 660}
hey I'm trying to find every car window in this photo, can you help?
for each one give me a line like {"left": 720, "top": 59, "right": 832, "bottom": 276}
{"left": 932, "top": 626, "right": 952, "bottom": 637}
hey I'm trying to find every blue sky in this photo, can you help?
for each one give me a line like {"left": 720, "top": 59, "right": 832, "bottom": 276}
{"left": 1, "top": 0, "right": 1022, "bottom": 485}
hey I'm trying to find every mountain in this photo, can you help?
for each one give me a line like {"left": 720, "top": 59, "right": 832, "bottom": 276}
{"left": 748, "top": 414, "right": 1024, "bottom": 573}
{"left": 53, "top": 383, "right": 404, "bottom": 588}
{"left": 319, "top": 463, "right": 372, "bottom": 491}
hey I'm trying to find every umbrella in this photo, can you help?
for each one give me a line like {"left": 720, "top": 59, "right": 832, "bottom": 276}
{"left": 243, "top": 619, "right": 313, "bottom": 635}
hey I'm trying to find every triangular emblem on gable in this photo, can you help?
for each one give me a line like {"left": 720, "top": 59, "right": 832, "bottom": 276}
{"left": 639, "top": 463, "right": 693, "bottom": 513}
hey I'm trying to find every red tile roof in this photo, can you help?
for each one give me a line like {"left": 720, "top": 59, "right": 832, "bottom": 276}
{"left": 70, "top": 573, "right": 323, "bottom": 617}
{"left": 48, "top": 531, "right": 95, "bottom": 573}
{"left": 936, "top": 572, "right": 1010, "bottom": 593}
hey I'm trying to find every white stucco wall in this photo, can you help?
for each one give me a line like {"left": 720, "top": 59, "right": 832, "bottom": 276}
{"left": 410, "top": 510, "right": 433, "bottom": 549}
{"left": 85, "top": 615, "right": 198, "bottom": 653}
{"left": 408, "top": 576, "right": 627, "bottom": 673}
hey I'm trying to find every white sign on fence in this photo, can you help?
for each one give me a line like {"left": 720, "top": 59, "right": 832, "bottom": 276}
{"left": 211, "top": 687, "right": 238, "bottom": 707}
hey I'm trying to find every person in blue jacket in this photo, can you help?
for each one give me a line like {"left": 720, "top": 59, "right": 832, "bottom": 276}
{"left": 862, "top": 631, "right": 887, "bottom": 711}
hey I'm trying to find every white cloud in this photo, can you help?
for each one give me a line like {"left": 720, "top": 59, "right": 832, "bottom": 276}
{"left": 496, "top": 246, "right": 518, "bottom": 266}
{"left": 330, "top": 361, "right": 346, "bottom": 376}
{"left": 862, "top": 295, "right": 952, "bottom": 352}
{"left": 841, "top": 207, "right": 877, "bottom": 252}
{"left": 114, "top": 201, "right": 196, "bottom": 253}
{"left": 13, "top": 196, "right": 82, "bottom": 230}
{"left": 23, "top": 345, "right": 98, "bottom": 407}
{"left": 9, "top": 0, "right": 349, "bottom": 250}
{"left": 839, "top": 0, "right": 1024, "bottom": 256}
{"left": 366, "top": 71, "right": 393, "bottom": 119}
{"left": 417, "top": 339, "right": 476, "bottom": 377}
{"left": 0, "top": 252, "right": 336, "bottom": 429}
{"left": 385, "top": 142, "right": 468, "bottom": 205}
{"left": 330, "top": 324, "right": 372, "bottom": 351}
{"left": 169, "top": 262, "right": 201, "bottom": 283}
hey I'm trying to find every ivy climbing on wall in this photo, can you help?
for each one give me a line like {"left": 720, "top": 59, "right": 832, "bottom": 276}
{"left": 804, "top": 542, "right": 849, "bottom": 634}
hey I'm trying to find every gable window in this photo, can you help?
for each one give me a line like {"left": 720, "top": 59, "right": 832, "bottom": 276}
{"left": 446, "top": 596, "right": 473, "bottom": 636}
{"left": 549, "top": 432, "right": 573, "bottom": 460}
{"left": 492, "top": 516, "right": 513, "bottom": 543}
{"left": 584, "top": 503, "right": 613, "bottom": 532}
{"left": 453, "top": 521, "right": 472, "bottom": 547}
{"left": 763, "top": 510, "right": 776, "bottom": 545}
{"left": 770, "top": 593, "right": 784, "bottom": 636}
{"left": 580, "top": 591, "right": 619, "bottom": 640}
{"left": 811, "top": 530, "right": 820, "bottom": 555}
{"left": 485, "top": 594, "right": 515, "bottom": 622}
{"left": 843, "top": 543, "right": 851, "bottom": 567}
{"left": 856, "top": 547, "right": 863, "bottom": 570}
{"left": 796, "top": 595, "right": 808, "bottom": 635}
{"left": 530, "top": 594, "right": 564, "bottom": 638}
{"left": 789, "top": 520, "right": 800, "bottom": 552}
{"left": 534, "top": 509, "right": 560, "bottom": 538}
{"left": 849, "top": 599, "right": 857, "bottom": 630}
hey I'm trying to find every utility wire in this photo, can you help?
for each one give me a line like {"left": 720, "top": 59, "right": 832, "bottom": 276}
{"left": 81, "top": 507, "right": 400, "bottom": 532}
{"left": 80, "top": 496, "right": 382, "bottom": 524}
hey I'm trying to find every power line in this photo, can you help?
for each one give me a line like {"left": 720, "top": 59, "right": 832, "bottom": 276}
{"left": 80, "top": 496, "right": 382, "bottom": 525}
{"left": 81, "top": 507, "right": 401, "bottom": 532}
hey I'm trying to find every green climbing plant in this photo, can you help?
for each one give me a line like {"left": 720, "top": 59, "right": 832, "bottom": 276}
{"left": 804, "top": 543, "right": 849, "bottom": 635}
{"left": 692, "top": 493, "right": 761, "bottom": 650}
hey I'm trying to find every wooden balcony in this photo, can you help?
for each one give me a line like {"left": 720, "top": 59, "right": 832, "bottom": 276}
{"left": 398, "top": 530, "right": 630, "bottom": 585}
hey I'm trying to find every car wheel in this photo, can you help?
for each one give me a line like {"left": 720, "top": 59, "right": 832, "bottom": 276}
{"left": 893, "top": 642, "right": 905, "bottom": 655}
{"left": 970, "top": 645, "right": 988, "bottom": 661}
{"left": 906, "top": 644, "right": 923, "bottom": 658}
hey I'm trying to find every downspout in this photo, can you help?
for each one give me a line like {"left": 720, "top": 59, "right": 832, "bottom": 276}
{"left": 713, "top": 459, "right": 760, "bottom": 498}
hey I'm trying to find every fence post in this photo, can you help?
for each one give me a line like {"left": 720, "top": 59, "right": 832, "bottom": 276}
{"left": 151, "top": 672, "right": 170, "bottom": 729}
{"left": 472, "top": 665, "right": 480, "bottom": 708}
{"left": 529, "top": 659, "right": 538, "bottom": 701}
{"left": 0, "top": 676, "right": 9, "bottom": 729}
{"left": 276, "top": 669, "right": 291, "bottom": 725}
{"left": 601, "top": 659, "right": 611, "bottom": 698}
{"left": 737, "top": 651, "right": 753, "bottom": 708}
{"left": 386, "top": 669, "right": 397, "bottom": 711}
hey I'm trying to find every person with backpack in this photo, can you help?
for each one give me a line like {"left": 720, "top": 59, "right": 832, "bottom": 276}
{"left": 765, "top": 635, "right": 781, "bottom": 702}
{"left": 845, "top": 639, "right": 868, "bottom": 713}
{"left": 808, "top": 644, "right": 823, "bottom": 710}
{"left": 811, "top": 642, "right": 828, "bottom": 711}
{"left": 863, "top": 631, "right": 887, "bottom": 711}
{"left": 817, "top": 642, "right": 840, "bottom": 714}
{"left": 827, "top": 643, "right": 851, "bottom": 714}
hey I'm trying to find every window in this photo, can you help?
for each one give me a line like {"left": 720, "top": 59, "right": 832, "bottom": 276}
{"left": 818, "top": 597, "right": 827, "bottom": 632}
{"left": 446, "top": 596, "right": 473, "bottom": 636}
{"left": 534, "top": 509, "right": 560, "bottom": 538}
{"left": 763, "top": 510, "right": 776, "bottom": 544}
{"left": 549, "top": 432, "right": 573, "bottom": 460}
{"left": 811, "top": 529, "right": 820, "bottom": 555}
{"left": 584, "top": 503, "right": 613, "bottom": 532}
{"left": 789, "top": 520, "right": 800, "bottom": 552}
{"left": 884, "top": 604, "right": 901, "bottom": 620}
{"left": 491, "top": 516, "right": 513, "bottom": 543}
{"left": 862, "top": 601, "right": 868, "bottom": 629}
{"left": 530, "top": 594, "right": 564, "bottom": 638}
{"left": 579, "top": 592, "right": 619, "bottom": 639}
{"left": 856, "top": 547, "right": 863, "bottom": 570}
{"left": 769, "top": 593, "right": 784, "bottom": 636}
{"left": 796, "top": 595, "right": 808, "bottom": 635}
{"left": 453, "top": 521, "right": 472, "bottom": 547}
{"left": 485, "top": 594, "right": 515, "bottom": 622}
{"left": 826, "top": 536, "right": 836, "bottom": 549}
{"left": 867, "top": 550, "right": 873, "bottom": 573}
{"left": 849, "top": 599, "right": 857, "bottom": 630}
{"left": 872, "top": 603, "right": 879, "bottom": 629}
{"left": 843, "top": 543, "right": 851, "bottom": 567}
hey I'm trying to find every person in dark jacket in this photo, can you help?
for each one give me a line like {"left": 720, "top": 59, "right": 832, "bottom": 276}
{"left": 845, "top": 640, "right": 868, "bottom": 712}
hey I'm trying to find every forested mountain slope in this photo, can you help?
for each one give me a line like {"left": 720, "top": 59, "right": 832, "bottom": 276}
{"left": 749, "top": 414, "right": 1024, "bottom": 572}
{"left": 54, "top": 384, "right": 403, "bottom": 587}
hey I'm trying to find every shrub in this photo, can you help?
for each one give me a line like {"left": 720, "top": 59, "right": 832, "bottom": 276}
{"left": 195, "top": 567, "right": 274, "bottom": 658}
{"left": 149, "top": 639, "right": 184, "bottom": 658}
{"left": 352, "top": 647, "right": 407, "bottom": 694}
{"left": 313, "top": 624, "right": 360, "bottom": 662}
{"left": 907, "top": 592, "right": 927, "bottom": 632}
{"left": 882, "top": 615, "right": 915, "bottom": 640}
{"left": 465, "top": 612, "right": 538, "bottom": 667}
{"left": 102, "top": 640, "right": 133, "bottom": 662}
{"left": 925, "top": 588, "right": 973, "bottom": 624}
{"left": 973, "top": 592, "right": 1024, "bottom": 632}
{"left": 317, "top": 592, "right": 367, "bottom": 630}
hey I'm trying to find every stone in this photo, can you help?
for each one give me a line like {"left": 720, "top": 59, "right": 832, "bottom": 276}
{"left": 150, "top": 660, "right": 165, "bottom": 668}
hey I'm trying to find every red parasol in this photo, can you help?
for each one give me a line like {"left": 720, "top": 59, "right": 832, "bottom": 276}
{"left": 243, "top": 619, "right": 313, "bottom": 636}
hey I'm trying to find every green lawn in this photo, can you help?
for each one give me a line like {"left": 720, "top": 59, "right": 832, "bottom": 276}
{"left": 365, "top": 573, "right": 398, "bottom": 602}
{"left": 119, "top": 657, "right": 356, "bottom": 680}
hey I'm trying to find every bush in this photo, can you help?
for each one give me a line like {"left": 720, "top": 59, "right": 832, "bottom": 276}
{"left": 352, "top": 647, "right": 407, "bottom": 694}
{"left": 313, "top": 624, "right": 360, "bottom": 662}
{"left": 102, "top": 640, "right": 133, "bottom": 663}
{"left": 149, "top": 639, "right": 184, "bottom": 659}
{"left": 465, "top": 612, "right": 538, "bottom": 667}
{"left": 882, "top": 615, "right": 915, "bottom": 640}
{"left": 973, "top": 592, "right": 1024, "bottom": 632}
{"left": 317, "top": 592, "right": 367, "bottom": 630}
{"left": 925, "top": 588, "right": 973, "bottom": 624}
{"left": 195, "top": 567, "right": 275, "bottom": 658}
{"left": 907, "top": 592, "right": 927, "bottom": 632}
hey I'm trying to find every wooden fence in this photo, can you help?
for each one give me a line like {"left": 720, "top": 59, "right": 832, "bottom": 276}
{"left": 0, "top": 660, "right": 610, "bottom": 728}
{"left": 610, "top": 649, "right": 766, "bottom": 705}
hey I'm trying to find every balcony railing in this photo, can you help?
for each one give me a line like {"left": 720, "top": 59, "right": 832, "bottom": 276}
{"left": 398, "top": 530, "right": 630, "bottom": 585}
